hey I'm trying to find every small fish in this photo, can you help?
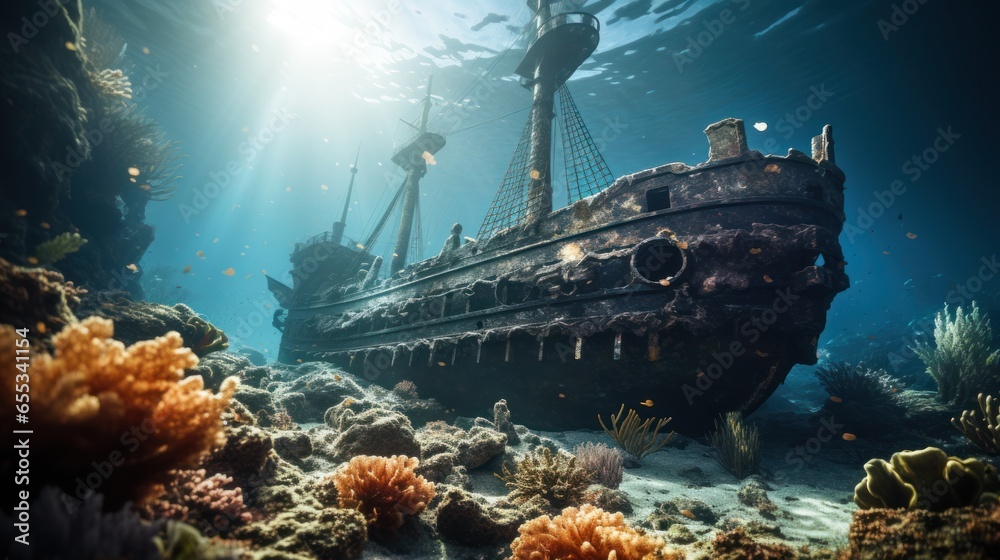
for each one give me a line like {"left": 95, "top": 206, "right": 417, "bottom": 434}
{"left": 437, "top": 361, "right": 447, "bottom": 367}
{"left": 40, "top": 222, "right": 50, "bottom": 229}
{"left": 749, "top": 247, "right": 762, "bottom": 254}
{"left": 558, "top": 393, "right": 566, "bottom": 398}
{"left": 639, "top": 399, "right": 654, "bottom": 407}
{"left": 658, "top": 278, "right": 671, "bottom": 287}
{"left": 125, "top": 263, "right": 138, "bottom": 272}
{"left": 222, "top": 267, "right": 235, "bottom": 276}
{"left": 296, "top": 358, "right": 303, "bottom": 363}
{"left": 679, "top": 509, "right": 697, "bottom": 519}
{"left": 36, "top": 322, "right": 46, "bottom": 334}
{"left": 182, "top": 265, "right": 192, "bottom": 273}
{"left": 16, "top": 209, "right": 27, "bottom": 217}
{"left": 906, "top": 232, "right": 917, "bottom": 240}
{"left": 196, "top": 251, "right": 206, "bottom": 259}
{"left": 333, "top": 374, "right": 342, "bottom": 381}
{"left": 762, "top": 274, "right": 773, "bottom": 283}
{"left": 882, "top": 250, "right": 891, "bottom": 255}
{"left": 755, "top": 350, "right": 769, "bottom": 357}
{"left": 676, "top": 241, "right": 688, "bottom": 250}
{"left": 842, "top": 433, "right": 857, "bottom": 441}
{"left": 829, "top": 396, "right": 843, "bottom": 403}
{"left": 127, "top": 166, "right": 140, "bottom": 176}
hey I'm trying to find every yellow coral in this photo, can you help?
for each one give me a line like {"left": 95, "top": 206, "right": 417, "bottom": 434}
{"left": 0, "top": 317, "right": 238, "bottom": 506}
{"left": 332, "top": 455, "right": 435, "bottom": 532}
{"left": 510, "top": 504, "right": 667, "bottom": 560}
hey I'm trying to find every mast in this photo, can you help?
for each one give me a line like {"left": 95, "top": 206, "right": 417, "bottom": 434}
{"left": 516, "top": 1, "right": 600, "bottom": 224}
{"left": 390, "top": 76, "right": 445, "bottom": 274}
{"left": 330, "top": 144, "right": 361, "bottom": 246}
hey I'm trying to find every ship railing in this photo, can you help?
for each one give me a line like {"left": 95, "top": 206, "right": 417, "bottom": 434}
{"left": 532, "top": 12, "right": 599, "bottom": 43}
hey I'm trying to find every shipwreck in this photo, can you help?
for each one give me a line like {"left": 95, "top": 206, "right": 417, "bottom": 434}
{"left": 266, "top": 1, "right": 849, "bottom": 435}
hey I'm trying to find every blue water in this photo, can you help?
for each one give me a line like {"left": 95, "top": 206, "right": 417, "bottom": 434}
{"left": 90, "top": 0, "right": 997, "bottom": 362}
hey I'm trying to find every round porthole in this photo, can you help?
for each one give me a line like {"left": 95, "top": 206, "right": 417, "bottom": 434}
{"left": 630, "top": 237, "right": 687, "bottom": 286}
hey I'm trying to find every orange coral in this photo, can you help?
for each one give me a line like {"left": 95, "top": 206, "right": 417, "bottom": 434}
{"left": 0, "top": 317, "right": 237, "bottom": 508}
{"left": 332, "top": 455, "right": 435, "bottom": 532}
{"left": 509, "top": 504, "right": 668, "bottom": 560}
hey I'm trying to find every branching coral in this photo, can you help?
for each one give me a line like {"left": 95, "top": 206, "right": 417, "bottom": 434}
{"left": 598, "top": 404, "right": 674, "bottom": 461}
{"left": 709, "top": 411, "right": 761, "bottom": 480}
{"left": 854, "top": 447, "right": 1000, "bottom": 511}
{"left": 574, "top": 442, "right": 625, "bottom": 489}
{"left": 953, "top": 393, "right": 1000, "bottom": 455}
{"left": 814, "top": 361, "right": 900, "bottom": 406}
{"left": 913, "top": 302, "right": 1000, "bottom": 404}
{"left": 509, "top": 504, "right": 668, "bottom": 560}
{"left": 141, "top": 469, "right": 252, "bottom": 537}
{"left": 331, "top": 455, "right": 436, "bottom": 533}
{"left": 499, "top": 447, "right": 592, "bottom": 509}
{"left": 0, "top": 317, "right": 238, "bottom": 508}
{"left": 33, "top": 232, "right": 88, "bottom": 264}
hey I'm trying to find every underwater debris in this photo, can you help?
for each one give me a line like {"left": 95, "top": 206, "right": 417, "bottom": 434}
{"left": 499, "top": 447, "right": 591, "bottom": 510}
{"left": 509, "top": 504, "right": 670, "bottom": 560}
{"left": 573, "top": 442, "right": 625, "bottom": 489}
{"left": 331, "top": 455, "right": 436, "bottom": 533}
{"left": 0, "top": 317, "right": 238, "bottom": 508}
{"left": 953, "top": 393, "right": 1000, "bottom": 455}
{"left": 854, "top": 447, "right": 1000, "bottom": 511}
{"left": 912, "top": 301, "right": 1000, "bottom": 405}
{"left": 709, "top": 411, "right": 761, "bottom": 480}
{"left": 33, "top": 232, "right": 88, "bottom": 265}
{"left": 598, "top": 404, "right": 675, "bottom": 462}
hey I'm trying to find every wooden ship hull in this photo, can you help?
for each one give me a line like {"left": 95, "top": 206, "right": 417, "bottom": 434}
{"left": 267, "top": 4, "right": 849, "bottom": 436}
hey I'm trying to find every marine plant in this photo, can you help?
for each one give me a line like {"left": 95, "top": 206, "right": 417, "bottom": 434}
{"left": 33, "top": 232, "right": 88, "bottom": 264}
{"left": 598, "top": 403, "right": 675, "bottom": 461}
{"left": 709, "top": 411, "right": 761, "bottom": 480}
{"left": 509, "top": 504, "right": 668, "bottom": 560}
{"left": 853, "top": 447, "right": 1000, "bottom": 511}
{"left": 0, "top": 317, "right": 238, "bottom": 508}
{"left": 574, "top": 442, "right": 625, "bottom": 489}
{"left": 499, "top": 447, "right": 592, "bottom": 509}
{"left": 953, "top": 393, "right": 1000, "bottom": 455}
{"left": 185, "top": 315, "right": 230, "bottom": 356}
{"left": 813, "top": 361, "right": 900, "bottom": 406}
{"left": 332, "top": 455, "right": 436, "bottom": 532}
{"left": 912, "top": 302, "right": 1000, "bottom": 405}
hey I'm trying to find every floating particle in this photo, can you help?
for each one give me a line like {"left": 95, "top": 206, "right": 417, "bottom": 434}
{"left": 262, "top": 269, "right": 268, "bottom": 275}
{"left": 883, "top": 250, "right": 891, "bottom": 255}
{"left": 128, "top": 167, "right": 141, "bottom": 176}
{"left": 142, "top": 46, "right": 151, "bottom": 55}
{"left": 36, "top": 322, "right": 47, "bottom": 334}
{"left": 241, "top": 126, "right": 250, "bottom": 133}
{"left": 125, "top": 263, "right": 138, "bottom": 272}
{"left": 829, "top": 396, "right": 843, "bottom": 403}
{"left": 321, "top": 184, "right": 329, "bottom": 190}
{"left": 558, "top": 393, "right": 566, "bottom": 398}
{"left": 65, "top": 41, "right": 77, "bottom": 51}
{"left": 16, "top": 209, "right": 27, "bottom": 217}
{"left": 129, "top": 178, "right": 137, "bottom": 183}
{"left": 639, "top": 399, "right": 654, "bottom": 407}
{"left": 906, "top": 232, "right": 917, "bottom": 239}
{"left": 529, "top": 169, "right": 540, "bottom": 180}
{"left": 749, "top": 247, "right": 762, "bottom": 255}
{"left": 696, "top": 371, "right": 705, "bottom": 377}
{"left": 755, "top": 350, "right": 769, "bottom": 357}
{"left": 213, "top": 238, "right": 220, "bottom": 243}
{"left": 869, "top": 335, "right": 876, "bottom": 340}
{"left": 251, "top": 44, "right": 260, "bottom": 52}
{"left": 762, "top": 274, "right": 773, "bottom": 283}
{"left": 437, "top": 361, "right": 447, "bottom": 367}
{"left": 182, "top": 265, "right": 192, "bottom": 273}
{"left": 245, "top": 274, "right": 253, "bottom": 279}
{"left": 842, "top": 433, "right": 857, "bottom": 441}
{"left": 26, "top": 257, "right": 38, "bottom": 265}
{"left": 285, "top": 186, "right": 292, "bottom": 192}
{"left": 222, "top": 267, "right": 235, "bottom": 276}
{"left": 753, "top": 122, "right": 767, "bottom": 132}
{"left": 40, "top": 222, "right": 50, "bottom": 229}
{"left": 763, "top": 163, "right": 780, "bottom": 173}
{"left": 196, "top": 251, "right": 206, "bottom": 259}
{"left": 296, "top": 358, "right": 303, "bottom": 363}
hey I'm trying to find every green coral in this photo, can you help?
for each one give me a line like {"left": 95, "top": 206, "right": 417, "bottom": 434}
{"left": 709, "top": 411, "right": 761, "bottom": 480}
{"left": 953, "top": 393, "right": 1000, "bottom": 455}
{"left": 912, "top": 302, "right": 1000, "bottom": 404}
{"left": 33, "top": 232, "right": 88, "bottom": 264}
{"left": 854, "top": 447, "right": 1000, "bottom": 512}
{"left": 498, "top": 447, "right": 591, "bottom": 509}
{"left": 598, "top": 403, "right": 674, "bottom": 461}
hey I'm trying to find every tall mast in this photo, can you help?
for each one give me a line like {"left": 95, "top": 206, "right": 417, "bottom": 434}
{"left": 390, "top": 76, "right": 445, "bottom": 274}
{"left": 330, "top": 144, "right": 361, "bottom": 246}
{"left": 516, "top": 1, "right": 600, "bottom": 224}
